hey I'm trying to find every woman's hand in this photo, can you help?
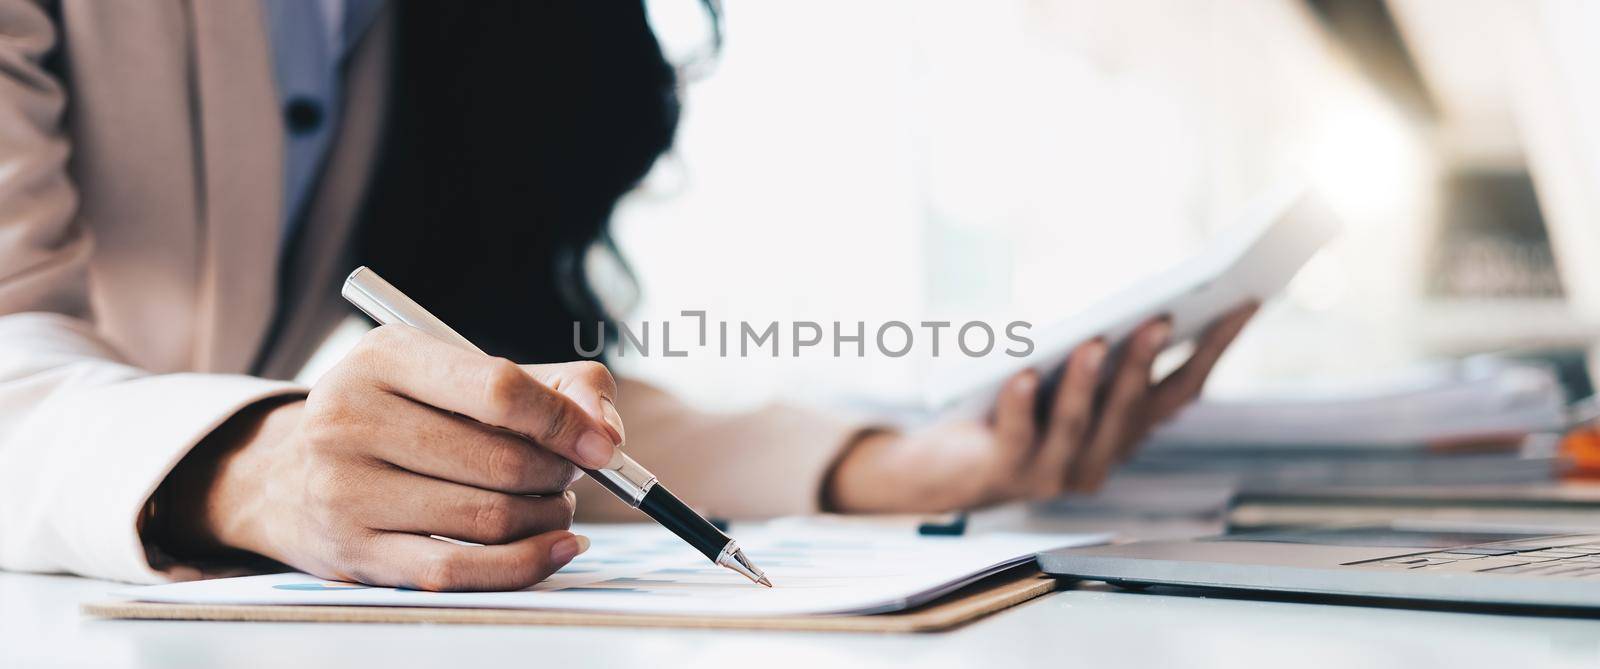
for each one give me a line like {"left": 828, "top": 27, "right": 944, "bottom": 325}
{"left": 825, "top": 303, "right": 1257, "bottom": 513}
{"left": 155, "top": 324, "right": 627, "bottom": 591}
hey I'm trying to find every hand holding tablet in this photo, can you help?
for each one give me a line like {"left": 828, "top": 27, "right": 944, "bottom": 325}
{"left": 824, "top": 182, "right": 1342, "bottom": 511}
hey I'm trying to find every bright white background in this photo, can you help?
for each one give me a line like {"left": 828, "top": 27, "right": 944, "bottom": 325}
{"left": 302, "top": 1, "right": 1600, "bottom": 413}
{"left": 606, "top": 0, "right": 1437, "bottom": 412}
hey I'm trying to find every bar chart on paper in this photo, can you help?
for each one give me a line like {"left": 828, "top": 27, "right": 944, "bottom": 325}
{"left": 119, "top": 524, "right": 1103, "bottom": 617}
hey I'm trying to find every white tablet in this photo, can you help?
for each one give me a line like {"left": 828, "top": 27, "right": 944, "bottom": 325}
{"left": 929, "top": 182, "right": 1342, "bottom": 417}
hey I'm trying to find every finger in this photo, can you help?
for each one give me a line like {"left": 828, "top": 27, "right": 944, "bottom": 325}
{"left": 1069, "top": 319, "right": 1170, "bottom": 492}
{"left": 1029, "top": 340, "right": 1106, "bottom": 499}
{"left": 993, "top": 371, "right": 1041, "bottom": 478}
{"left": 1147, "top": 301, "right": 1258, "bottom": 422}
{"left": 362, "top": 469, "right": 577, "bottom": 545}
{"left": 346, "top": 325, "right": 618, "bottom": 468}
{"left": 363, "top": 393, "right": 578, "bottom": 495}
{"left": 352, "top": 530, "right": 588, "bottom": 591}
{"left": 522, "top": 362, "right": 625, "bottom": 445}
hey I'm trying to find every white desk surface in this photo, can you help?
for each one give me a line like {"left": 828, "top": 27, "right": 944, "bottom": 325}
{"left": 8, "top": 510, "right": 1600, "bottom": 669}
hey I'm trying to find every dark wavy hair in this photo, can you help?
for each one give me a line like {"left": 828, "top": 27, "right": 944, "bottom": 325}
{"left": 354, "top": 1, "right": 680, "bottom": 362}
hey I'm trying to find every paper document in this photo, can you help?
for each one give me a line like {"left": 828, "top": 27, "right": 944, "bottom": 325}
{"left": 120, "top": 524, "right": 1103, "bottom": 617}
{"left": 931, "top": 181, "right": 1340, "bottom": 418}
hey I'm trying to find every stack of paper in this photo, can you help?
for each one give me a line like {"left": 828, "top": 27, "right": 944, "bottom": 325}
{"left": 1226, "top": 483, "right": 1600, "bottom": 531}
{"left": 1147, "top": 356, "right": 1569, "bottom": 449}
{"left": 119, "top": 524, "right": 1104, "bottom": 617}
{"left": 1129, "top": 357, "right": 1568, "bottom": 490}
{"left": 1036, "top": 358, "right": 1572, "bottom": 521}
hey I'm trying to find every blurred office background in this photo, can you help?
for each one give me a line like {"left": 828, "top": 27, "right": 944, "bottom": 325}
{"left": 571, "top": 0, "right": 1600, "bottom": 413}
{"left": 298, "top": 0, "right": 1600, "bottom": 420}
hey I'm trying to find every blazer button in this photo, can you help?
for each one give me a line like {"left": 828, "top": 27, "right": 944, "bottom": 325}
{"left": 285, "top": 97, "right": 324, "bottom": 135}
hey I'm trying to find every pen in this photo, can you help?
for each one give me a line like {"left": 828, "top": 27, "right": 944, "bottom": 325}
{"left": 341, "top": 266, "right": 772, "bottom": 587}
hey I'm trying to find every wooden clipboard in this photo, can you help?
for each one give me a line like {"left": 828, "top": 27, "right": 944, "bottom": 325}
{"left": 83, "top": 568, "right": 1057, "bottom": 634}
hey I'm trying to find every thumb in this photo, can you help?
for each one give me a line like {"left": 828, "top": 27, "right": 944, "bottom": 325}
{"left": 521, "top": 361, "right": 625, "bottom": 446}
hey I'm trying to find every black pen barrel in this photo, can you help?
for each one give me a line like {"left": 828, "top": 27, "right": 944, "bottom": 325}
{"left": 636, "top": 484, "right": 728, "bottom": 563}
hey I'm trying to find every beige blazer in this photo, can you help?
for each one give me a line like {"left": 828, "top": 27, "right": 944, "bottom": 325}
{"left": 0, "top": 1, "right": 859, "bottom": 584}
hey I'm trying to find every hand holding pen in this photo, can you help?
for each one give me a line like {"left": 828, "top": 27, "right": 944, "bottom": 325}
{"left": 150, "top": 319, "right": 618, "bottom": 590}
{"left": 150, "top": 268, "right": 767, "bottom": 590}
{"left": 342, "top": 268, "right": 770, "bottom": 586}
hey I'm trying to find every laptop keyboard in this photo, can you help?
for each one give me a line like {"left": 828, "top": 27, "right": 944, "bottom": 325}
{"left": 1346, "top": 535, "right": 1600, "bottom": 577}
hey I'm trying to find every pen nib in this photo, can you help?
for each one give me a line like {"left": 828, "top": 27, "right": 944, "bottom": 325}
{"left": 715, "top": 543, "right": 774, "bottom": 588}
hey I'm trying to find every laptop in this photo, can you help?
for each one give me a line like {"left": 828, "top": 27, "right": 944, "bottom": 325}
{"left": 1039, "top": 526, "right": 1600, "bottom": 609}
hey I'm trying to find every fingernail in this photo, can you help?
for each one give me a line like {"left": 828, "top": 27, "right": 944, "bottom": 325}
{"left": 551, "top": 535, "right": 590, "bottom": 565}
{"left": 1146, "top": 321, "right": 1172, "bottom": 348}
{"left": 1015, "top": 373, "right": 1037, "bottom": 394}
{"left": 575, "top": 430, "right": 616, "bottom": 469}
{"left": 600, "top": 398, "right": 626, "bottom": 446}
{"left": 1084, "top": 343, "right": 1107, "bottom": 372}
